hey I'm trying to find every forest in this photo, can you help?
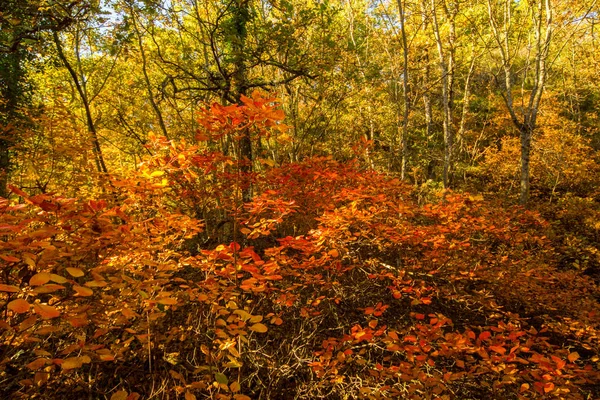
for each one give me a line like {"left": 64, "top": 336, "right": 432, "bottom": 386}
{"left": 0, "top": 0, "right": 599, "bottom": 399}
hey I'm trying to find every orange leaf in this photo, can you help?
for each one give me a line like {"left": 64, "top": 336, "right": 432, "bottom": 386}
{"left": 489, "top": 345, "right": 506, "bottom": 355}
{"left": 568, "top": 352, "right": 580, "bottom": 363}
{"left": 233, "top": 395, "right": 252, "bottom": 400}
{"left": 110, "top": 390, "right": 128, "bottom": 400}
{"left": 184, "top": 392, "right": 196, "bottom": 400}
{"left": 328, "top": 249, "right": 339, "bottom": 258}
{"left": 158, "top": 297, "right": 178, "bottom": 305}
{"left": 26, "top": 358, "right": 48, "bottom": 370}
{"left": 99, "top": 353, "right": 115, "bottom": 361}
{"left": 29, "top": 272, "right": 51, "bottom": 286}
{"left": 32, "top": 284, "right": 66, "bottom": 294}
{"left": 61, "top": 357, "right": 83, "bottom": 370}
{"left": 84, "top": 280, "right": 107, "bottom": 287}
{"left": 73, "top": 285, "right": 93, "bottom": 297}
{"left": 250, "top": 323, "right": 268, "bottom": 333}
{"left": 66, "top": 267, "right": 84, "bottom": 277}
{"left": 34, "top": 372, "right": 50, "bottom": 386}
{"left": 0, "top": 284, "right": 20, "bottom": 293}
{"left": 50, "top": 274, "right": 68, "bottom": 284}
{"left": 544, "top": 382, "right": 555, "bottom": 393}
{"left": 230, "top": 381, "right": 241, "bottom": 393}
{"left": 0, "top": 255, "right": 20, "bottom": 262}
{"left": 33, "top": 304, "right": 60, "bottom": 319}
{"left": 8, "top": 298, "right": 30, "bottom": 314}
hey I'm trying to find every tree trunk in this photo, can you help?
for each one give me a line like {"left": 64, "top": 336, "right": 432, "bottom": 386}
{"left": 520, "top": 127, "right": 532, "bottom": 204}
{"left": 53, "top": 30, "right": 108, "bottom": 174}
{"left": 431, "top": 0, "right": 456, "bottom": 188}
{"left": 230, "top": 0, "right": 252, "bottom": 202}
{"left": 398, "top": 0, "right": 410, "bottom": 180}
{"left": 487, "top": 0, "right": 553, "bottom": 204}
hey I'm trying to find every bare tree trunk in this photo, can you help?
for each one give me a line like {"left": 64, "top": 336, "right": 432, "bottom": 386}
{"left": 431, "top": 0, "right": 456, "bottom": 188}
{"left": 420, "top": 0, "right": 433, "bottom": 170}
{"left": 53, "top": 30, "right": 108, "bottom": 174}
{"left": 458, "top": 46, "right": 476, "bottom": 155}
{"left": 129, "top": 4, "right": 170, "bottom": 140}
{"left": 230, "top": 0, "right": 253, "bottom": 202}
{"left": 397, "top": 0, "right": 410, "bottom": 180}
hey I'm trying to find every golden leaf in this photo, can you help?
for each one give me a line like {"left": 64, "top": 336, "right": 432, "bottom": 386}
{"left": 250, "top": 323, "right": 268, "bottom": 333}
{"left": 66, "top": 267, "right": 84, "bottom": 277}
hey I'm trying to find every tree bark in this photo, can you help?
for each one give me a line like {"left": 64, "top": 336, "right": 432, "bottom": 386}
{"left": 53, "top": 30, "right": 108, "bottom": 174}
{"left": 397, "top": 0, "right": 410, "bottom": 180}
{"left": 431, "top": 0, "right": 456, "bottom": 188}
{"left": 230, "top": 0, "right": 252, "bottom": 202}
{"left": 487, "top": 0, "right": 553, "bottom": 204}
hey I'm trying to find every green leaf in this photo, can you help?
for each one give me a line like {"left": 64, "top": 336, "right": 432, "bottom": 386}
{"left": 215, "top": 372, "right": 228, "bottom": 385}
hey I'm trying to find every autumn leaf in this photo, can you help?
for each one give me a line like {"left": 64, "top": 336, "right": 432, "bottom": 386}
{"left": 230, "top": 381, "right": 241, "bottom": 393}
{"left": 568, "top": 352, "right": 580, "bottom": 363}
{"left": 110, "top": 390, "right": 129, "bottom": 400}
{"left": 33, "top": 304, "right": 60, "bottom": 319}
{"left": 32, "top": 284, "right": 66, "bottom": 294}
{"left": 73, "top": 285, "right": 93, "bottom": 297}
{"left": 29, "top": 272, "right": 51, "bottom": 286}
{"left": 250, "top": 323, "right": 268, "bottom": 333}
{"left": 184, "top": 392, "right": 196, "bottom": 400}
{"left": 488, "top": 345, "right": 506, "bottom": 355}
{"left": 50, "top": 274, "right": 68, "bottom": 283}
{"left": 158, "top": 297, "right": 178, "bottom": 305}
{"left": 8, "top": 298, "right": 30, "bottom": 314}
{"left": 66, "top": 267, "right": 84, "bottom": 277}
{"left": 0, "top": 255, "right": 20, "bottom": 262}
{"left": 0, "top": 284, "right": 20, "bottom": 293}
{"left": 26, "top": 358, "right": 48, "bottom": 370}
{"left": 249, "top": 315, "right": 263, "bottom": 323}
{"left": 61, "top": 357, "right": 83, "bottom": 370}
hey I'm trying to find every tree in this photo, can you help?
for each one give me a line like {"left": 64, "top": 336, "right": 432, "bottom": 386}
{"left": 487, "top": 0, "right": 553, "bottom": 204}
